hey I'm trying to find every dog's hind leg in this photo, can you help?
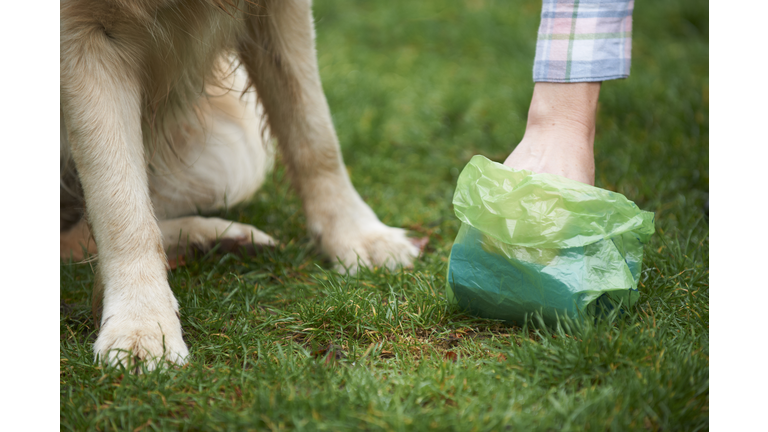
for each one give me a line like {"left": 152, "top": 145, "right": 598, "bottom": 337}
{"left": 159, "top": 216, "right": 276, "bottom": 261}
{"left": 145, "top": 68, "right": 277, "bottom": 261}
{"left": 238, "top": 0, "right": 420, "bottom": 273}
{"left": 60, "top": 214, "right": 276, "bottom": 264}
{"left": 61, "top": 9, "right": 187, "bottom": 369}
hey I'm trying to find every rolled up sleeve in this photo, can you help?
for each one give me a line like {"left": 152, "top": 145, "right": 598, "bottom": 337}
{"left": 533, "top": 0, "right": 634, "bottom": 82}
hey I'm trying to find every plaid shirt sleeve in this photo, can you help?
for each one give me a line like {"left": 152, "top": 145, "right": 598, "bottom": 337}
{"left": 533, "top": 0, "right": 634, "bottom": 82}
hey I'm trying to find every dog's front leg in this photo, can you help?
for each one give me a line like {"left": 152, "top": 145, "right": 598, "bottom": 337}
{"left": 238, "top": 0, "right": 420, "bottom": 273}
{"left": 61, "top": 18, "right": 187, "bottom": 369}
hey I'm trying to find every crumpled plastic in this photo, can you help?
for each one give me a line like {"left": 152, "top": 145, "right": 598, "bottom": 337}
{"left": 446, "top": 155, "right": 655, "bottom": 326}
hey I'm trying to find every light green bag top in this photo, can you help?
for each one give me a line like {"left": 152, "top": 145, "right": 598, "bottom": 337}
{"left": 447, "top": 155, "right": 655, "bottom": 325}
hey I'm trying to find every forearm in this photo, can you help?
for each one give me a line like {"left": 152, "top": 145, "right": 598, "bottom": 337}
{"left": 501, "top": 0, "right": 634, "bottom": 185}
{"left": 525, "top": 82, "right": 600, "bottom": 142}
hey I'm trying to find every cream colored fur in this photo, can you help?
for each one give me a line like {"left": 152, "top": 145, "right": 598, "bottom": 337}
{"left": 60, "top": 0, "right": 419, "bottom": 370}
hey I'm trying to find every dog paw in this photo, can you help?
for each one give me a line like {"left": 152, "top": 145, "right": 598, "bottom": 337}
{"left": 94, "top": 310, "right": 189, "bottom": 372}
{"left": 326, "top": 223, "right": 421, "bottom": 274}
{"left": 160, "top": 216, "right": 276, "bottom": 259}
{"left": 215, "top": 221, "right": 277, "bottom": 255}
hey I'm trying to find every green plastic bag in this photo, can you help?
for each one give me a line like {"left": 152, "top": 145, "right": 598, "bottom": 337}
{"left": 446, "top": 155, "right": 655, "bottom": 326}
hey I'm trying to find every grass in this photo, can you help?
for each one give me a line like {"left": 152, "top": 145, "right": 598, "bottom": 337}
{"left": 60, "top": 0, "right": 709, "bottom": 430}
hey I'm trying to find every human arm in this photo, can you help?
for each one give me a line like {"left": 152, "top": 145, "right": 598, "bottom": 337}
{"left": 504, "top": 82, "right": 600, "bottom": 185}
{"left": 504, "top": 0, "right": 634, "bottom": 185}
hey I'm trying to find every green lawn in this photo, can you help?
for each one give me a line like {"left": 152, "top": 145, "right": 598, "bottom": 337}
{"left": 60, "top": 0, "right": 709, "bottom": 430}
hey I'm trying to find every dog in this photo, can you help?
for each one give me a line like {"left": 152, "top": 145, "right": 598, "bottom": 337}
{"left": 60, "top": 0, "right": 420, "bottom": 370}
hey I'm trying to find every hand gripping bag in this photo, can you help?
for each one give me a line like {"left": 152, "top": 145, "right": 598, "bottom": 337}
{"left": 446, "top": 156, "right": 655, "bottom": 326}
